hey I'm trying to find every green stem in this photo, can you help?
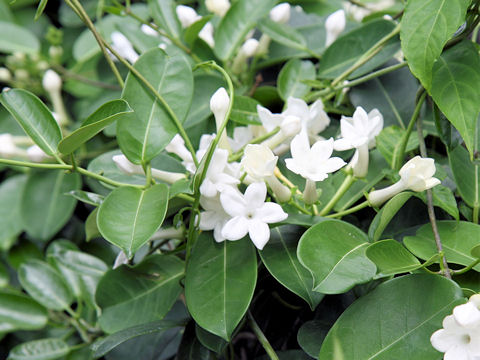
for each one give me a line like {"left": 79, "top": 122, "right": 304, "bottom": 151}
{"left": 289, "top": 199, "right": 312, "bottom": 215}
{"left": 326, "top": 200, "right": 369, "bottom": 218}
{"left": 247, "top": 312, "right": 279, "bottom": 360}
{"left": 144, "top": 162, "right": 152, "bottom": 187}
{"left": 228, "top": 127, "right": 280, "bottom": 162}
{"left": 0, "top": 158, "right": 67, "bottom": 169}
{"left": 452, "top": 258, "right": 480, "bottom": 275}
{"left": 319, "top": 174, "right": 355, "bottom": 216}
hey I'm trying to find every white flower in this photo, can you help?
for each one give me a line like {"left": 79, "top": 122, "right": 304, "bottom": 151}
{"left": 176, "top": 5, "right": 201, "bottom": 28}
{"left": 110, "top": 32, "right": 139, "bottom": 64}
{"left": 228, "top": 126, "right": 254, "bottom": 152}
{"left": 270, "top": 3, "right": 291, "bottom": 24}
{"left": 199, "top": 22, "right": 215, "bottom": 48}
{"left": 199, "top": 149, "right": 239, "bottom": 197}
{"left": 220, "top": 182, "right": 288, "bottom": 249}
{"left": 205, "top": 0, "right": 230, "bottom": 17}
{"left": 257, "top": 105, "right": 286, "bottom": 133}
{"left": 199, "top": 195, "right": 230, "bottom": 242}
{"left": 285, "top": 131, "right": 346, "bottom": 182}
{"left": 325, "top": 9, "right": 346, "bottom": 47}
{"left": 166, "top": 134, "right": 194, "bottom": 171}
{"left": 454, "top": 301, "right": 480, "bottom": 329}
{"left": 0, "top": 134, "right": 19, "bottom": 158}
{"left": 27, "top": 145, "right": 49, "bottom": 162}
{"left": 369, "top": 156, "right": 441, "bottom": 206}
{"left": 283, "top": 97, "right": 331, "bottom": 141}
{"left": 262, "top": 115, "right": 302, "bottom": 152}
{"left": 42, "top": 70, "right": 62, "bottom": 92}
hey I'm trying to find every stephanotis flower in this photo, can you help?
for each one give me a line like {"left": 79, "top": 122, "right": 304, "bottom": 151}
{"left": 199, "top": 195, "right": 230, "bottom": 242}
{"left": 369, "top": 156, "right": 441, "bottom": 206}
{"left": 334, "top": 107, "right": 383, "bottom": 178}
{"left": 205, "top": 0, "right": 230, "bottom": 17}
{"left": 199, "top": 148, "right": 239, "bottom": 197}
{"left": 325, "top": 9, "right": 346, "bottom": 47}
{"left": 220, "top": 182, "right": 288, "bottom": 250}
{"left": 176, "top": 5, "right": 201, "bottom": 28}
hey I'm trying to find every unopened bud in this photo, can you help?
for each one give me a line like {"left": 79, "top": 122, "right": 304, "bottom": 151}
{"left": 0, "top": 68, "right": 11, "bottom": 82}
{"left": 42, "top": 70, "right": 62, "bottom": 92}
{"left": 141, "top": 24, "right": 158, "bottom": 37}
{"left": 280, "top": 115, "right": 301, "bottom": 137}
{"left": 199, "top": 22, "right": 215, "bottom": 48}
{"left": 205, "top": 0, "right": 230, "bottom": 17}
{"left": 241, "top": 38, "right": 259, "bottom": 57}
{"left": 270, "top": 3, "right": 291, "bottom": 24}
{"left": 176, "top": 5, "right": 201, "bottom": 28}
{"left": 210, "top": 87, "right": 230, "bottom": 130}
{"left": 325, "top": 9, "right": 346, "bottom": 46}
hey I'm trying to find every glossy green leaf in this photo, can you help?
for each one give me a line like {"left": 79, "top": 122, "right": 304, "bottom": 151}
{"left": 415, "top": 185, "right": 459, "bottom": 221}
{"left": 97, "top": 184, "right": 169, "bottom": 258}
{"left": 51, "top": 249, "right": 108, "bottom": 278}
{"left": 430, "top": 41, "right": 480, "bottom": 158}
{"left": 195, "top": 325, "right": 227, "bottom": 354}
{"left": 230, "top": 96, "right": 261, "bottom": 125}
{"left": 448, "top": 145, "right": 479, "bottom": 208}
{"left": 117, "top": 48, "right": 193, "bottom": 164}
{"left": 277, "top": 59, "right": 315, "bottom": 101}
{"left": 66, "top": 190, "right": 104, "bottom": 207}
{"left": 8, "top": 338, "right": 70, "bottom": 360}
{"left": 0, "top": 21, "right": 40, "bottom": 54}
{"left": 21, "top": 170, "right": 81, "bottom": 242}
{"left": 185, "top": 234, "right": 257, "bottom": 341}
{"left": 0, "top": 292, "right": 47, "bottom": 332}
{"left": 297, "top": 320, "right": 327, "bottom": 358}
{"left": 0, "top": 175, "right": 26, "bottom": 248}
{"left": 96, "top": 255, "right": 184, "bottom": 333}
{"left": 404, "top": 221, "right": 480, "bottom": 272}
{"left": 368, "top": 192, "right": 413, "bottom": 242}
{"left": 92, "top": 320, "right": 183, "bottom": 358}
{"left": 471, "top": 244, "right": 480, "bottom": 259}
{"left": 258, "top": 18, "right": 307, "bottom": 51}
{"left": 85, "top": 208, "right": 101, "bottom": 241}
{"left": 319, "top": 274, "right": 464, "bottom": 359}
{"left": 366, "top": 239, "right": 421, "bottom": 278}
{"left": 148, "top": 0, "right": 180, "bottom": 38}
{"left": 259, "top": 226, "right": 323, "bottom": 309}
{"left": 214, "top": 0, "right": 277, "bottom": 61}
{"left": 400, "top": 0, "right": 470, "bottom": 89}
{"left": 376, "top": 126, "right": 419, "bottom": 167}
{"left": 58, "top": 99, "right": 133, "bottom": 154}
{"left": 318, "top": 20, "right": 400, "bottom": 79}
{"left": 18, "top": 260, "right": 73, "bottom": 310}
{"left": 0, "top": 89, "right": 62, "bottom": 156}
{"left": 297, "top": 219, "right": 376, "bottom": 294}
{"left": 177, "top": 322, "right": 214, "bottom": 360}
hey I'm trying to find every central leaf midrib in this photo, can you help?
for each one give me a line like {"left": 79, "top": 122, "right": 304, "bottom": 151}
{"left": 129, "top": 191, "right": 146, "bottom": 253}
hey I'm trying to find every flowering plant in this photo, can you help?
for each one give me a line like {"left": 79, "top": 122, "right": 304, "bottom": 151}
{"left": 0, "top": 0, "right": 479, "bottom": 359}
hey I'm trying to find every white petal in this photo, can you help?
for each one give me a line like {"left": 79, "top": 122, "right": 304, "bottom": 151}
{"left": 322, "top": 157, "right": 347, "bottom": 174}
{"left": 284, "top": 97, "right": 309, "bottom": 119}
{"left": 430, "top": 328, "right": 460, "bottom": 353}
{"left": 199, "top": 210, "right": 219, "bottom": 230}
{"left": 200, "top": 178, "right": 218, "bottom": 197}
{"left": 248, "top": 219, "right": 270, "bottom": 250}
{"left": 255, "top": 202, "right": 288, "bottom": 223}
{"left": 333, "top": 138, "right": 354, "bottom": 151}
{"left": 290, "top": 130, "right": 310, "bottom": 160}
{"left": 213, "top": 222, "right": 227, "bottom": 242}
{"left": 244, "top": 182, "right": 267, "bottom": 208}
{"left": 222, "top": 217, "right": 249, "bottom": 240}
{"left": 220, "top": 188, "right": 246, "bottom": 216}
{"left": 444, "top": 346, "right": 470, "bottom": 360}
{"left": 310, "top": 138, "right": 334, "bottom": 161}
{"left": 257, "top": 105, "right": 283, "bottom": 132}
{"left": 454, "top": 302, "right": 480, "bottom": 327}
{"left": 340, "top": 117, "right": 357, "bottom": 140}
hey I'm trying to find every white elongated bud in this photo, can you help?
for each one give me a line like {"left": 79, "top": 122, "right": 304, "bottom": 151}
{"left": 111, "top": 31, "right": 139, "bottom": 64}
{"left": 303, "top": 179, "right": 318, "bottom": 204}
{"left": 325, "top": 9, "right": 346, "bottom": 46}
{"left": 232, "top": 38, "right": 259, "bottom": 73}
{"left": 113, "top": 155, "right": 186, "bottom": 184}
{"left": 350, "top": 143, "right": 369, "bottom": 178}
{"left": 141, "top": 24, "right": 158, "bottom": 37}
{"left": 151, "top": 168, "right": 186, "bottom": 183}
{"left": 0, "top": 68, "right": 11, "bottom": 82}
{"left": 42, "top": 70, "right": 62, "bottom": 92}
{"left": 199, "top": 22, "right": 215, "bottom": 48}
{"left": 27, "top": 145, "right": 50, "bottom": 162}
{"left": 241, "top": 38, "right": 259, "bottom": 57}
{"left": 176, "top": 5, "right": 201, "bottom": 28}
{"left": 205, "top": 0, "right": 230, "bottom": 17}
{"left": 210, "top": 87, "right": 230, "bottom": 130}
{"left": 270, "top": 3, "right": 291, "bottom": 24}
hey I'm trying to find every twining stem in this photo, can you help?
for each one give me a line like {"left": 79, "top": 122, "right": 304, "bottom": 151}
{"left": 392, "top": 89, "right": 426, "bottom": 171}
{"left": 247, "top": 312, "right": 279, "bottom": 360}
{"left": 451, "top": 258, "right": 480, "bottom": 276}
{"left": 416, "top": 116, "right": 451, "bottom": 279}
{"left": 326, "top": 200, "right": 369, "bottom": 218}
{"left": 319, "top": 174, "right": 355, "bottom": 216}
{"left": 52, "top": 65, "right": 122, "bottom": 91}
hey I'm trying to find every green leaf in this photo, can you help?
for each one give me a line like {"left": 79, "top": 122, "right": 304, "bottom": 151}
{"left": 97, "top": 184, "right": 169, "bottom": 258}
{"left": 0, "top": 21, "right": 40, "bottom": 54}
{"left": 258, "top": 18, "right": 307, "bottom": 51}
{"left": 177, "top": 322, "right": 214, "bottom": 360}
{"left": 195, "top": 325, "right": 227, "bottom": 354}
{"left": 8, "top": 338, "right": 70, "bottom": 360}
{"left": 214, "top": 0, "right": 277, "bottom": 61}
{"left": 51, "top": 249, "right": 108, "bottom": 278}
{"left": 85, "top": 208, "right": 101, "bottom": 241}
{"left": 0, "top": 175, "right": 27, "bottom": 248}
{"left": 277, "top": 59, "right": 315, "bottom": 101}
{"left": 34, "top": 0, "right": 48, "bottom": 20}
{"left": 185, "top": 234, "right": 257, "bottom": 341}
{"left": 430, "top": 41, "right": 480, "bottom": 158}
{"left": 319, "top": 274, "right": 464, "bottom": 359}
{"left": 448, "top": 145, "right": 479, "bottom": 208}
{"left": 117, "top": 48, "right": 193, "bottom": 164}
{"left": 21, "top": 170, "right": 81, "bottom": 241}
{"left": 317, "top": 19, "right": 400, "bottom": 79}
{"left": 0, "top": 262, "right": 8, "bottom": 288}
{"left": 297, "top": 320, "right": 327, "bottom": 359}
{"left": 415, "top": 185, "right": 459, "bottom": 221}
{"left": 58, "top": 99, "right": 133, "bottom": 154}
{"left": 0, "top": 292, "right": 47, "bottom": 332}
{"left": 366, "top": 239, "right": 421, "bottom": 278}
{"left": 92, "top": 320, "right": 183, "bottom": 358}
{"left": 184, "top": 16, "right": 212, "bottom": 46}
{"left": 96, "top": 255, "right": 184, "bottom": 333}
{"left": 66, "top": 190, "right": 104, "bottom": 207}
{"left": 148, "top": 0, "right": 180, "bottom": 39}
{"left": 259, "top": 226, "right": 324, "bottom": 309}
{"left": 18, "top": 260, "right": 73, "bottom": 310}
{"left": 297, "top": 219, "right": 376, "bottom": 294}
{"left": 471, "top": 244, "right": 480, "bottom": 259}
{"left": 368, "top": 192, "right": 413, "bottom": 242}
{"left": 404, "top": 221, "right": 480, "bottom": 272}
{"left": 400, "top": 0, "right": 470, "bottom": 89}
{"left": 230, "top": 96, "right": 261, "bottom": 125}
{"left": 0, "top": 89, "right": 62, "bottom": 156}
{"left": 376, "top": 126, "right": 419, "bottom": 167}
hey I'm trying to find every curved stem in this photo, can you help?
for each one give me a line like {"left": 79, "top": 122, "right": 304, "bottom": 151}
{"left": 247, "top": 312, "right": 279, "bottom": 360}
{"left": 326, "top": 200, "right": 369, "bottom": 218}
{"left": 319, "top": 174, "right": 355, "bottom": 216}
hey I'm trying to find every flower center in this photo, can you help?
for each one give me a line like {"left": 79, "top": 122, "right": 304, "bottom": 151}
{"left": 460, "top": 334, "right": 471, "bottom": 344}
{"left": 246, "top": 212, "right": 254, "bottom": 219}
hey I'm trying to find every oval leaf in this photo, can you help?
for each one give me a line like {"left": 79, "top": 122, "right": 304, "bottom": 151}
{"left": 148, "top": 0, "right": 180, "bottom": 39}
{"left": 258, "top": 18, "right": 307, "bottom": 51}
{"left": 97, "top": 184, "right": 169, "bottom": 258}
{"left": 0, "top": 21, "right": 40, "bottom": 54}
{"left": 0, "top": 175, "right": 27, "bottom": 248}
{"left": 0, "top": 292, "right": 47, "bottom": 332}
{"left": 448, "top": 145, "right": 479, "bottom": 208}
{"left": 277, "top": 59, "right": 315, "bottom": 101}
{"left": 19, "top": 259, "right": 73, "bottom": 310}
{"left": 319, "top": 274, "right": 463, "bottom": 359}
{"left": 51, "top": 249, "right": 108, "bottom": 278}
{"left": 8, "top": 338, "right": 70, "bottom": 360}
{"left": 0, "top": 89, "right": 62, "bottom": 156}
{"left": 117, "top": 48, "right": 193, "bottom": 164}
{"left": 259, "top": 226, "right": 323, "bottom": 309}
{"left": 297, "top": 219, "right": 376, "bottom": 294}
{"left": 58, "top": 99, "right": 133, "bottom": 154}
{"left": 96, "top": 255, "right": 184, "bottom": 333}
{"left": 185, "top": 234, "right": 257, "bottom": 341}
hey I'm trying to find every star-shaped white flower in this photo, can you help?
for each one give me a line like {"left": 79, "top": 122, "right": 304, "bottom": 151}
{"left": 199, "top": 148, "right": 239, "bottom": 197}
{"left": 283, "top": 97, "right": 331, "bottom": 141}
{"left": 220, "top": 182, "right": 288, "bottom": 250}
{"left": 199, "top": 195, "right": 230, "bottom": 242}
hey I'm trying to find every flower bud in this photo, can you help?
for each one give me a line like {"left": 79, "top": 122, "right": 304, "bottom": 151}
{"left": 270, "top": 3, "right": 291, "bottom": 24}
{"left": 0, "top": 134, "right": 18, "bottom": 158}
{"left": 280, "top": 115, "right": 302, "bottom": 137}
{"left": 113, "top": 154, "right": 141, "bottom": 175}
{"left": 210, "top": 87, "right": 230, "bottom": 130}
{"left": 176, "top": 5, "right": 201, "bottom": 28}
{"left": 241, "top": 38, "right": 259, "bottom": 57}
{"left": 325, "top": 9, "right": 346, "bottom": 46}
{"left": 205, "top": 0, "right": 230, "bottom": 17}
{"left": 141, "top": 24, "right": 158, "bottom": 37}
{"left": 27, "top": 145, "right": 49, "bottom": 162}
{"left": 199, "top": 22, "right": 215, "bottom": 48}
{"left": 0, "top": 68, "right": 11, "bottom": 82}
{"left": 42, "top": 70, "right": 62, "bottom": 93}
{"left": 111, "top": 31, "right": 139, "bottom": 64}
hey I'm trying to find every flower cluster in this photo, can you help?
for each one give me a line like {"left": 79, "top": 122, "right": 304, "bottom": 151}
{"left": 431, "top": 294, "right": 480, "bottom": 359}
